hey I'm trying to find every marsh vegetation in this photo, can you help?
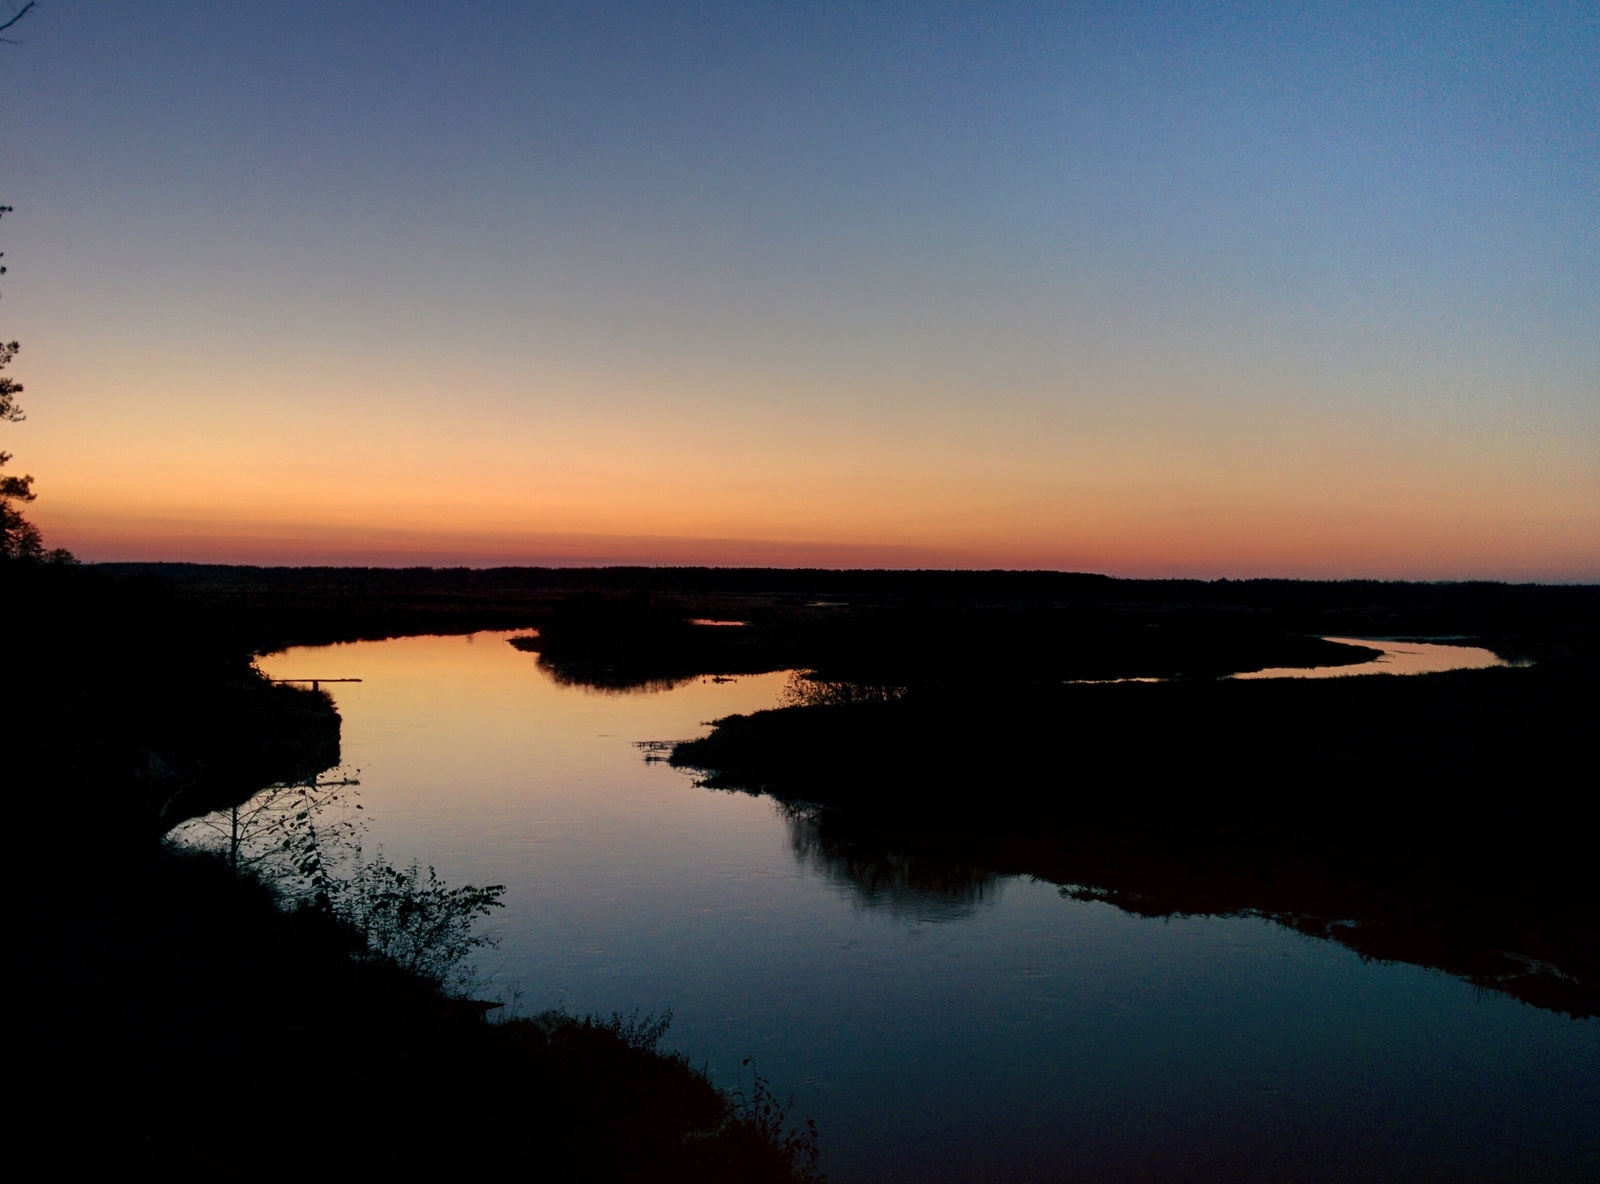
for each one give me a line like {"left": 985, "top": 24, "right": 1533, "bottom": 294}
{"left": 15, "top": 562, "right": 1598, "bottom": 1179}
{"left": 674, "top": 660, "right": 1597, "bottom": 1016}
{"left": 11, "top": 562, "right": 826, "bottom": 1180}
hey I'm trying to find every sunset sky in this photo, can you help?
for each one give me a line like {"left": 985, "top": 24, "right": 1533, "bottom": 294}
{"left": 2, "top": 1, "right": 1595, "bottom": 578}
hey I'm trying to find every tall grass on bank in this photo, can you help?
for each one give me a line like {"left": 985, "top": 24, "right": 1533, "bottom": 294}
{"left": 165, "top": 779, "right": 826, "bottom": 1180}
{"left": 172, "top": 771, "right": 507, "bottom": 994}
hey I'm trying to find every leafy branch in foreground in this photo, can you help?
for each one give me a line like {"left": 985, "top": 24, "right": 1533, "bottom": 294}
{"left": 171, "top": 774, "right": 505, "bottom": 993}
{"left": 340, "top": 859, "right": 505, "bottom": 988}
{"left": 526, "top": 1009, "right": 828, "bottom": 1181}
{"left": 171, "top": 771, "right": 362, "bottom": 877}
{"left": 734, "top": 1058, "right": 826, "bottom": 1184}
{"left": 581, "top": 1006, "right": 676, "bottom": 1053}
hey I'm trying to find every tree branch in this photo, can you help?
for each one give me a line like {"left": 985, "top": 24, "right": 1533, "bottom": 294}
{"left": 0, "top": 2, "right": 37, "bottom": 40}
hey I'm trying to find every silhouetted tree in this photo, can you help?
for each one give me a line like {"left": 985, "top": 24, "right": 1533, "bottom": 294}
{"left": 2, "top": 2, "right": 68, "bottom": 559}
{"left": 0, "top": 203, "right": 38, "bottom": 558}
{"left": 1, "top": 199, "right": 71, "bottom": 561}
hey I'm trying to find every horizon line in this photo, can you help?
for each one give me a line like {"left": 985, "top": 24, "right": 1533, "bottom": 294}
{"left": 86, "top": 559, "right": 1599, "bottom": 588}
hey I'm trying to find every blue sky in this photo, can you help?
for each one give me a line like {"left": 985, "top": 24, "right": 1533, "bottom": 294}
{"left": 2, "top": 1, "right": 1595, "bottom": 575}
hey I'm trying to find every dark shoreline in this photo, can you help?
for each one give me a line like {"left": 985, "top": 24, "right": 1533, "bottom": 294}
{"left": 14, "top": 560, "right": 1597, "bottom": 1173}
{"left": 94, "top": 561, "right": 1599, "bottom": 665}
{"left": 671, "top": 663, "right": 1598, "bottom": 1017}
{"left": 11, "top": 561, "right": 819, "bottom": 1181}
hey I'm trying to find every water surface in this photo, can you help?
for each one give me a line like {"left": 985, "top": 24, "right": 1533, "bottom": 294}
{"left": 250, "top": 632, "right": 1596, "bottom": 1182}
{"left": 1234, "top": 636, "right": 1512, "bottom": 679}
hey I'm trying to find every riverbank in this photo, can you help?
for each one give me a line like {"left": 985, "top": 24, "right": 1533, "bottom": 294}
{"left": 255, "top": 621, "right": 1600, "bottom": 1182}
{"left": 672, "top": 661, "right": 1598, "bottom": 1016}
{"left": 96, "top": 563, "right": 1600, "bottom": 676}
{"left": 17, "top": 561, "right": 1597, "bottom": 1169}
{"left": 24, "top": 841, "right": 816, "bottom": 1178}
{"left": 9, "top": 561, "right": 816, "bottom": 1180}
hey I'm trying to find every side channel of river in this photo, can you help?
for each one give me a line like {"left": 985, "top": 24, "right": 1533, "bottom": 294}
{"left": 249, "top": 632, "right": 1596, "bottom": 1183}
{"left": 1233, "top": 635, "right": 1513, "bottom": 679}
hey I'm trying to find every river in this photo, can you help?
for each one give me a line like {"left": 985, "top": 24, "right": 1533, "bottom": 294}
{"left": 245, "top": 631, "right": 1595, "bottom": 1182}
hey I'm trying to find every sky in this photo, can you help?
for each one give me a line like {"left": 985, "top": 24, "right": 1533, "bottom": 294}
{"left": 1, "top": 1, "right": 1595, "bottom": 578}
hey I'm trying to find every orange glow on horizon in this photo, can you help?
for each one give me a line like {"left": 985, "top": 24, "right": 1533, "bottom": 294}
{"left": 13, "top": 333, "right": 1593, "bottom": 582}
{"left": 4, "top": 5, "right": 1596, "bottom": 585}
{"left": 36, "top": 499, "right": 1599, "bottom": 582}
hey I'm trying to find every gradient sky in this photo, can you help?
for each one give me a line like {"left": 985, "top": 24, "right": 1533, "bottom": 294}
{"left": 1, "top": 1, "right": 1595, "bottom": 577}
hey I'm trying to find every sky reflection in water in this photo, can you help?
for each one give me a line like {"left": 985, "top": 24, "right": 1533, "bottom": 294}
{"left": 257, "top": 633, "right": 1596, "bottom": 1183}
{"left": 1234, "top": 636, "right": 1512, "bottom": 680}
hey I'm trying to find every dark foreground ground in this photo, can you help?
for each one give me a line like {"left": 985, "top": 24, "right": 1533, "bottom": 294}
{"left": 28, "top": 843, "right": 811, "bottom": 1180}
{"left": 11, "top": 561, "right": 818, "bottom": 1181}
{"left": 14, "top": 561, "right": 1599, "bottom": 1173}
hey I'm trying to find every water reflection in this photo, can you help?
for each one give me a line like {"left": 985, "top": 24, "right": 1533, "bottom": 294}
{"left": 782, "top": 804, "right": 1001, "bottom": 921}
{"left": 764, "top": 788, "right": 1597, "bottom": 1017}
{"left": 541, "top": 665, "right": 696, "bottom": 694}
{"left": 253, "top": 632, "right": 1598, "bottom": 1184}
{"left": 1233, "top": 636, "right": 1512, "bottom": 679}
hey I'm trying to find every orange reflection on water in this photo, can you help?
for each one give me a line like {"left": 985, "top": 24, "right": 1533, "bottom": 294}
{"left": 1233, "top": 637, "right": 1512, "bottom": 681}
{"left": 254, "top": 632, "right": 795, "bottom": 887}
